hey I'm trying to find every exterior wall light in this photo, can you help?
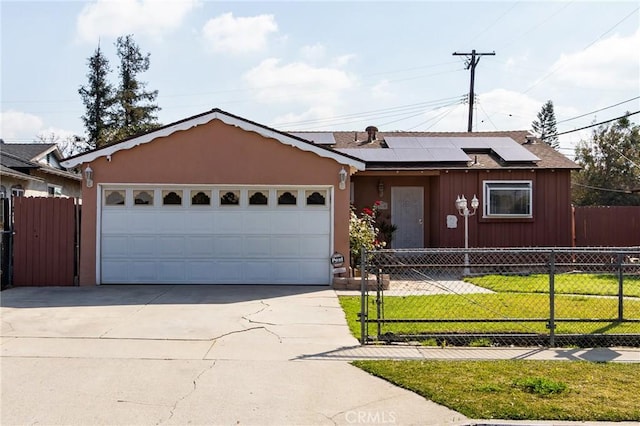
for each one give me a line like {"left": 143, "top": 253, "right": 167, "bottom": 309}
{"left": 84, "top": 165, "right": 94, "bottom": 188}
{"left": 338, "top": 167, "right": 348, "bottom": 190}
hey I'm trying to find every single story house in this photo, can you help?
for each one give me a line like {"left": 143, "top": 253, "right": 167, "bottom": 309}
{"left": 62, "top": 108, "right": 578, "bottom": 287}
{"left": 1, "top": 141, "right": 82, "bottom": 199}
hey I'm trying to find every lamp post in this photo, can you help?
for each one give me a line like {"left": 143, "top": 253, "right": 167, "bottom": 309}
{"left": 455, "top": 194, "right": 479, "bottom": 275}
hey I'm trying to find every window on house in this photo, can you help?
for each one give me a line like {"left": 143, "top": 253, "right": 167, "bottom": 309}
{"left": 249, "top": 190, "right": 268, "bottom": 206}
{"left": 47, "top": 185, "right": 62, "bottom": 197}
{"left": 483, "top": 181, "right": 532, "bottom": 217}
{"left": 277, "top": 190, "right": 297, "bottom": 206}
{"left": 220, "top": 191, "right": 240, "bottom": 206}
{"left": 191, "top": 190, "right": 211, "bottom": 205}
{"left": 0, "top": 185, "right": 6, "bottom": 199}
{"left": 134, "top": 190, "right": 153, "bottom": 206}
{"left": 306, "top": 190, "right": 326, "bottom": 206}
{"left": 11, "top": 185, "right": 24, "bottom": 197}
{"left": 105, "top": 190, "right": 125, "bottom": 206}
{"left": 162, "top": 190, "right": 182, "bottom": 206}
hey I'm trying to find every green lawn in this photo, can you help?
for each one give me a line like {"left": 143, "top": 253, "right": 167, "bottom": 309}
{"left": 352, "top": 360, "right": 640, "bottom": 421}
{"left": 339, "top": 293, "right": 640, "bottom": 337}
{"left": 465, "top": 273, "right": 640, "bottom": 297}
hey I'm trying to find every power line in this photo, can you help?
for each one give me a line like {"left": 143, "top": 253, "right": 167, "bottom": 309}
{"left": 556, "top": 96, "right": 640, "bottom": 124}
{"left": 572, "top": 182, "right": 639, "bottom": 194}
{"left": 543, "top": 110, "right": 640, "bottom": 139}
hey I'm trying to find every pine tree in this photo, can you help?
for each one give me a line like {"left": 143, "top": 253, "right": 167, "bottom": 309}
{"left": 572, "top": 115, "right": 640, "bottom": 206}
{"left": 78, "top": 44, "right": 116, "bottom": 149}
{"left": 532, "top": 100, "right": 559, "bottom": 148}
{"left": 113, "top": 35, "right": 161, "bottom": 139}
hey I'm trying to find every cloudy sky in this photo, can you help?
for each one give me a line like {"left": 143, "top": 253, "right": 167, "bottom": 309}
{"left": 1, "top": 0, "right": 638, "bottom": 158}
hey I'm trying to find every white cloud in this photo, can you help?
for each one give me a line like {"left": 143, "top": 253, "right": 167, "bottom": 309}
{"left": 76, "top": 0, "right": 199, "bottom": 43}
{"left": 243, "top": 58, "right": 356, "bottom": 105}
{"left": 0, "top": 111, "right": 80, "bottom": 147}
{"left": 202, "top": 13, "right": 277, "bottom": 54}
{"left": 0, "top": 110, "right": 44, "bottom": 140}
{"left": 371, "top": 79, "right": 394, "bottom": 101}
{"left": 300, "top": 43, "right": 326, "bottom": 63}
{"left": 548, "top": 29, "right": 640, "bottom": 90}
{"left": 331, "top": 54, "right": 356, "bottom": 68}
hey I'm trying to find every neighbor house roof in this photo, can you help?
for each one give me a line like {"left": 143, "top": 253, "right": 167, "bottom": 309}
{"left": 61, "top": 108, "right": 366, "bottom": 170}
{"left": 1, "top": 143, "right": 58, "bottom": 163}
{"left": 1, "top": 143, "right": 81, "bottom": 181}
{"left": 292, "top": 129, "right": 578, "bottom": 170}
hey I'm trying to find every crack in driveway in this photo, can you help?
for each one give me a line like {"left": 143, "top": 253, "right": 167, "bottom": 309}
{"left": 159, "top": 360, "right": 217, "bottom": 424}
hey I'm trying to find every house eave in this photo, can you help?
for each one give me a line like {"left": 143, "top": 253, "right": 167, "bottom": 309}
{"left": 0, "top": 166, "right": 44, "bottom": 182}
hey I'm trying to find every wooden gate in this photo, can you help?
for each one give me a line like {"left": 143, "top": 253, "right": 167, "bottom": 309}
{"left": 12, "top": 197, "right": 78, "bottom": 286}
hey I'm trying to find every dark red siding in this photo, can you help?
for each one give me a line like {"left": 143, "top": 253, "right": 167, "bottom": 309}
{"left": 353, "top": 168, "right": 574, "bottom": 249}
{"left": 13, "top": 197, "right": 76, "bottom": 286}
{"left": 437, "top": 169, "right": 573, "bottom": 248}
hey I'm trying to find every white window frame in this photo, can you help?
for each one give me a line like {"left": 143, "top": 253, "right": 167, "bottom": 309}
{"left": 11, "top": 186, "right": 24, "bottom": 197}
{"left": 47, "top": 184, "right": 62, "bottom": 197}
{"left": 483, "top": 180, "right": 533, "bottom": 218}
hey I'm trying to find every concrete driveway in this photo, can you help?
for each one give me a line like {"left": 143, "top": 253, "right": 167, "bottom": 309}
{"left": 1, "top": 285, "right": 466, "bottom": 425}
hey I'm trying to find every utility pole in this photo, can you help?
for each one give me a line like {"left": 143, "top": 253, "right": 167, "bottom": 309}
{"left": 452, "top": 49, "right": 495, "bottom": 132}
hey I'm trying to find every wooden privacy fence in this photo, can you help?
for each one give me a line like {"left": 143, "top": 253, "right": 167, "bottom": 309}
{"left": 12, "top": 197, "right": 78, "bottom": 286}
{"left": 573, "top": 206, "right": 640, "bottom": 247}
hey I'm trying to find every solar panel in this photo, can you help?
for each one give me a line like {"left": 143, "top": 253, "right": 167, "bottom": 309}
{"left": 384, "top": 137, "right": 422, "bottom": 148}
{"left": 289, "top": 132, "right": 336, "bottom": 145}
{"left": 337, "top": 149, "right": 397, "bottom": 162}
{"left": 386, "top": 136, "right": 540, "bottom": 162}
{"left": 337, "top": 148, "right": 470, "bottom": 162}
{"left": 339, "top": 136, "right": 540, "bottom": 163}
{"left": 492, "top": 146, "right": 540, "bottom": 162}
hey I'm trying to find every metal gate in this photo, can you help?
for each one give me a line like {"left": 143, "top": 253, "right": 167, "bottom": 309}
{"left": 11, "top": 197, "right": 79, "bottom": 286}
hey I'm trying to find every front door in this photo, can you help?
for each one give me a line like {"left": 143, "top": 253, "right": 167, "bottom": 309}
{"left": 391, "top": 186, "right": 424, "bottom": 248}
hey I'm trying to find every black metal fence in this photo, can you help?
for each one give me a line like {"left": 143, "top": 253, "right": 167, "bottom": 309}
{"left": 359, "top": 247, "right": 640, "bottom": 347}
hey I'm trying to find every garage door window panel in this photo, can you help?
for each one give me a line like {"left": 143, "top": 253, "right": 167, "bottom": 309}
{"left": 277, "top": 190, "right": 298, "bottom": 206}
{"left": 306, "top": 190, "right": 326, "bottom": 206}
{"left": 105, "top": 190, "right": 126, "bottom": 206}
{"left": 191, "top": 190, "right": 211, "bottom": 206}
{"left": 163, "top": 190, "right": 183, "bottom": 206}
{"left": 134, "top": 190, "right": 154, "bottom": 206}
{"left": 220, "top": 190, "right": 240, "bottom": 206}
{"left": 249, "top": 190, "right": 269, "bottom": 206}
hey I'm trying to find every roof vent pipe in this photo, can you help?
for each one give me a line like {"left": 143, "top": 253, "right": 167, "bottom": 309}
{"left": 365, "top": 126, "right": 378, "bottom": 143}
{"left": 524, "top": 134, "right": 536, "bottom": 144}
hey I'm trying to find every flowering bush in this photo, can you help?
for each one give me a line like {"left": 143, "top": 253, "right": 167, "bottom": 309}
{"left": 349, "top": 201, "right": 386, "bottom": 271}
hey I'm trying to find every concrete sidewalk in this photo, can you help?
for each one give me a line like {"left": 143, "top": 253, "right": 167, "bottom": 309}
{"left": 1, "top": 285, "right": 638, "bottom": 426}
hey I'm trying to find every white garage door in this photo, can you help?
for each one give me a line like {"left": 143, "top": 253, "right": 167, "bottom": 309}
{"left": 100, "top": 186, "right": 332, "bottom": 285}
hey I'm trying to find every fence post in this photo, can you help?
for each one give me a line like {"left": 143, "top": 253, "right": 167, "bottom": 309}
{"left": 548, "top": 250, "right": 556, "bottom": 348}
{"left": 617, "top": 253, "right": 624, "bottom": 322}
{"left": 360, "top": 248, "right": 367, "bottom": 344}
